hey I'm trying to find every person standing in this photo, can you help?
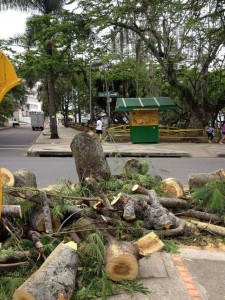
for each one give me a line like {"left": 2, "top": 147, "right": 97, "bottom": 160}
{"left": 96, "top": 117, "right": 103, "bottom": 142}
{"left": 219, "top": 121, "right": 225, "bottom": 144}
{"left": 205, "top": 124, "right": 215, "bottom": 143}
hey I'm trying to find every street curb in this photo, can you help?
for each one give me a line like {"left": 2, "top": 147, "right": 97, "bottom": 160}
{"left": 26, "top": 150, "right": 191, "bottom": 158}
{"left": 105, "top": 152, "right": 191, "bottom": 158}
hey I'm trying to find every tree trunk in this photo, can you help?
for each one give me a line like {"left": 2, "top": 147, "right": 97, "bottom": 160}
{"left": 47, "top": 73, "right": 59, "bottom": 139}
{"left": 70, "top": 131, "right": 111, "bottom": 183}
{"left": 45, "top": 39, "right": 59, "bottom": 139}
{"left": 13, "top": 241, "right": 78, "bottom": 300}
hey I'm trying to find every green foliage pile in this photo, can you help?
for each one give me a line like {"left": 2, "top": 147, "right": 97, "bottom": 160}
{"left": 191, "top": 179, "right": 225, "bottom": 219}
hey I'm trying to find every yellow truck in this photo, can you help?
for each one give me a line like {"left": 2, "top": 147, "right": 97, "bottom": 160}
{"left": 0, "top": 50, "right": 21, "bottom": 103}
{"left": 0, "top": 50, "right": 21, "bottom": 217}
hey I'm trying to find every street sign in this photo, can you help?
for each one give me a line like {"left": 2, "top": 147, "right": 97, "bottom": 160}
{"left": 98, "top": 91, "right": 119, "bottom": 98}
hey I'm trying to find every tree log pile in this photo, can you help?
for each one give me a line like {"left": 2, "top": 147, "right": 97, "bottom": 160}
{"left": 1, "top": 133, "right": 225, "bottom": 299}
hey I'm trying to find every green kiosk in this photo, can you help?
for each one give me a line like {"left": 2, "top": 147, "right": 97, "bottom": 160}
{"left": 115, "top": 97, "right": 177, "bottom": 143}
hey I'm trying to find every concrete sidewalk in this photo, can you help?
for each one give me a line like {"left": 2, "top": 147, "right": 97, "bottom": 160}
{"left": 27, "top": 125, "right": 225, "bottom": 158}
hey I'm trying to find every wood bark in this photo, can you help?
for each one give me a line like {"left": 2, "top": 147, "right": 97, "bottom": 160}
{"left": 132, "top": 184, "right": 188, "bottom": 208}
{"left": 41, "top": 192, "right": 52, "bottom": 233}
{"left": 70, "top": 131, "right": 111, "bottom": 183}
{"left": 188, "top": 169, "right": 225, "bottom": 190}
{"left": 176, "top": 209, "right": 222, "bottom": 224}
{"left": 105, "top": 238, "right": 139, "bottom": 281}
{"left": 13, "top": 241, "right": 78, "bottom": 300}
{"left": 2, "top": 205, "right": 22, "bottom": 218}
{"left": 187, "top": 219, "right": 225, "bottom": 237}
{"left": 0, "top": 250, "right": 31, "bottom": 263}
{"left": 112, "top": 192, "right": 146, "bottom": 220}
{"left": 13, "top": 169, "right": 37, "bottom": 188}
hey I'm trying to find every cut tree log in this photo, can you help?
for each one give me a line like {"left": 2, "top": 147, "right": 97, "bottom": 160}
{"left": 2, "top": 205, "right": 22, "bottom": 218}
{"left": 70, "top": 131, "right": 111, "bottom": 183}
{"left": 186, "top": 219, "right": 225, "bottom": 237}
{"left": 132, "top": 184, "right": 188, "bottom": 208}
{"left": 105, "top": 238, "right": 140, "bottom": 281}
{"left": 0, "top": 167, "right": 14, "bottom": 186}
{"left": 188, "top": 169, "right": 225, "bottom": 190}
{"left": 131, "top": 187, "right": 195, "bottom": 236}
{"left": 0, "top": 250, "right": 31, "bottom": 263}
{"left": 13, "top": 241, "right": 78, "bottom": 300}
{"left": 159, "top": 178, "right": 184, "bottom": 197}
{"left": 13, "top": 169, "right": 37, "bottom": 188}
{"left": 112, "top": 192, "right": 147, "bottom": 220}
{"left": 134, "top": 232, "right": 164, "bottom": 256}
{"left": 176, "top": 209, "right": 222, "bottom": 224}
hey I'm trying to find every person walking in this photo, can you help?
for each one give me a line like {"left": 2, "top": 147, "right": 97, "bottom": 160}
{"left": 205, "top": 124, "right": 215, "bottom": 143}
{"left": 219, "top": 121, "right": 225, "bottom": 144}
{"left": 96, "top": 117, "right": 103, "bottom": 142}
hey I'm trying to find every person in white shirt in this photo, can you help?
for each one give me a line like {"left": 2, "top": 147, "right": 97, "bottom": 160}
{"left": 96, "top": 117, "right": 103, "bottom": 142}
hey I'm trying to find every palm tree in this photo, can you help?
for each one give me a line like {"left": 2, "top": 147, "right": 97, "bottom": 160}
{"left": 0, "top": 0, "right": 67, "bottom": 138}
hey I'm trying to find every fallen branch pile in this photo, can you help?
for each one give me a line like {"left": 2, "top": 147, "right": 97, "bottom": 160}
{"left": 0, "top": 131, "right": 224, "bottom": 300}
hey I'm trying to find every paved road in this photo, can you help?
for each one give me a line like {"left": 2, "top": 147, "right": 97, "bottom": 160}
{"left": 0, "top": 125, "right": 40, "bottom": 157}
{"left": 1, "top": 126, "right": 225, "bottom": 188}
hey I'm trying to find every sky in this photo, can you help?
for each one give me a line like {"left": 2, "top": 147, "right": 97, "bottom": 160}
{"left": 0, "top": 3, "right": 77, "bottom": 40}
{"left": 0, "top": 10, "right": 30, "bottom": 39}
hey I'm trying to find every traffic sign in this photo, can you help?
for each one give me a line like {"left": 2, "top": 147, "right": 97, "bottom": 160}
{"left": 98, "top": 91, "right": 119, "bottom": 98}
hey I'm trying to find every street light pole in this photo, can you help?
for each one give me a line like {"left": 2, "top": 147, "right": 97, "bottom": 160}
{"left": 89, "top": 63, "right": 92, "bottom": 123}
{"left": 103, "top": 67, "right": 111, "bottom": 128}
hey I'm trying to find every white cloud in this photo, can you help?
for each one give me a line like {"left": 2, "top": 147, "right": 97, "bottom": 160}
{"left": 0, "top": 3, "right": 78, "bottom": 40}
{"left": 0, "top": 10, "right": 31, "bottom": 39}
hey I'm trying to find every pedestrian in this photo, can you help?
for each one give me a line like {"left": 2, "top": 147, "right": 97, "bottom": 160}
{"left": 205, "top": 124, "right": 215, "bottom": 143}
{"left": 219, "top": 121, "right": 225, "bottom": 144}
{"left": 96, "top": 117, "right": 103, "bottom": 142}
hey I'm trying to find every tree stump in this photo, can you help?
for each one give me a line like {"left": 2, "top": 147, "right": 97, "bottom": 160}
{"left": 13, "top": 169, "right": 37, "bottom": 188}
{"left": 13, "top": 241, "right": 78, "bottom": 300}
{"left": 123, "top": 158, "right": 142, "bottom": 177}
{"left": 70, "top": 131, "right": 111, "bottom": 183}
{"left": 105, "top": 238, "right": 139, "bottom": 281}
